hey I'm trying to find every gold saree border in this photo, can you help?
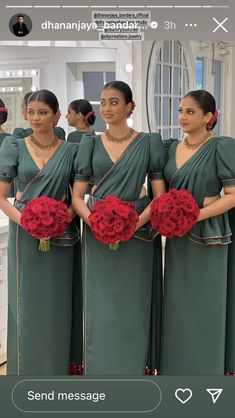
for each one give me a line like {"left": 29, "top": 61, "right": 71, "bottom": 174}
{"left": 186, "top": 234, "right": 231, "bottom": 246}
{"left": 188, "top": 231, "right": 232, "bottom": 240}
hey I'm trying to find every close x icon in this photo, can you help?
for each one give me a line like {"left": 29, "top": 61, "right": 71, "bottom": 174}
{"left": 213, "top": 17, "right": 228, "bottom": 33}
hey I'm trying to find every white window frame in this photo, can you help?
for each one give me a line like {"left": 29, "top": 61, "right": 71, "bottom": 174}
{"left": 147, "top": 41, "right": 195, "bottom": 137}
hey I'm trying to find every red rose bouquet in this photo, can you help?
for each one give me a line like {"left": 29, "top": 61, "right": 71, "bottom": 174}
{"left": 150, "top": 188, "right": 200, "bottom": 238}
{"left": 20, "top": 196, "right": 72, "bottom": 251}
{"left": 89, "top": 195, "right": 139, "bottom": 250}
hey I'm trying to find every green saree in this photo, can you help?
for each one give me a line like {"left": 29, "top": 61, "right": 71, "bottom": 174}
{"left": 13, "top": 126, "right": 66, "bottom": 140}
{"left": 0, "top": 133, "right": 14, "bottom": 196}
{"left": 4, "top": 127, "right": 65, "bottom": 198}
{"left": 67, "top": 130, "right": 94, "bottom": 372}
{"left": 75, "top": 132, "right": 164, "bottom": 375}
{"left": 67, "top": 131, "right": 84, "bottom": 144}
{"left": 226, "top": 207, "right": 235, "bottom": 374}
{"left": 67, "top": 131, "right": 96, "bottom": 145}
{"left": 67, "top": 131, "right": 96, "bottom": 195}
{"left": 162, "top": 136, "right": 235, "bottom": 375}
{"left": 0, "top": 132, "right": 10, "bottom": 147}
{"left": 0, "top": 136, "right": 80, "bottom": 375}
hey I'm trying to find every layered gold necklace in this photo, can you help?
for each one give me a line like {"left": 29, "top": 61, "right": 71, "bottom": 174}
{"left": 30, "top": 134, "right": 59, "bottom": 151}
{"left": 184, "top": 131, "right": 213, "bottom": 150}
{"left": 105, "top": 128, "right": 134, "bottom": 144}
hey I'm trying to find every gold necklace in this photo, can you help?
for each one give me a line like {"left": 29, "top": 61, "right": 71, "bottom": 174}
{"left": 184, "top": 132, "right": 213, "bottom": 150}
{"left": 105, "top": 128, "right": 134, "bottom": 144}
{"left": 30, "top": 135, "right": 59, "bottom": 151}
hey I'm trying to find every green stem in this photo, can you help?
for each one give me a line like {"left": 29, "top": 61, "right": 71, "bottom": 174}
{"left": 108, "top": 242, "right": 120, "bottom": 251}
{"left": 39, "top": 239, "right": 50, "bottom": 252}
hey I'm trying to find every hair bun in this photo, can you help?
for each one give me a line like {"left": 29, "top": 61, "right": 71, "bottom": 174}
{"left": 84, "top": 111, "right": 96, "bottom": 126}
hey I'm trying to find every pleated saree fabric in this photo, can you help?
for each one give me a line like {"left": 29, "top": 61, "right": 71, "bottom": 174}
{"left": 162, "top": 136, "right": 235, "bottom": 375}
{"left": 75, "top": 132, "right": 164, "bottom": 375}
{"left": 0, "top": 136, "right": 80, "bottom": 375}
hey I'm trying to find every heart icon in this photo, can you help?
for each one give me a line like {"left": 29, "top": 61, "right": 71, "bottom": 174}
{"left": 175, "top": 388, "right": 192, "bottom": 404}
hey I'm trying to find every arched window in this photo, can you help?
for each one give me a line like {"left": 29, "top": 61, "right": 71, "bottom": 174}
{"left": 147, "top": 41, "right": 194, "bottom": 140}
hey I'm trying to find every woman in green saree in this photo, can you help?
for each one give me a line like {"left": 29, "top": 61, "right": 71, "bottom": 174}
{"left": 66, "top": 98, "right": 96, "bottom": 374}
{"left": 0, "top": 89, "right": 80, "bottom": 375}
{"left": 0, "top": 99, "right": 15, "bottom": 198}
{"left": 72, "top": 81, "right": 165, "bottom": 375}
{"left": 66, "top": 99, "right": 96, "bottom": 196}
{"left": 226, "top": 207, "right": 235, "bottom": 375}
{"left": 13, "top": 91, "right": 66, "bottom": 141}
{"left": 161, "top": 90, "right": 235, "bottom": 375}
{"left": 66, "top": 99, "right": 96, "bottom": 144}
{"left": 0, "top": 99, "right": 10, "bottom": 147}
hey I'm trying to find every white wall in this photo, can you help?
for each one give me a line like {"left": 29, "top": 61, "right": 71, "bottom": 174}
{"left": 0, "top": 40, "right": 234, "bottom": 136}
{"left": 0, "top": 41, "right": 134, "bottom": 133}
{"left": 228, "top": 45, "right": 235, "bottom": 136}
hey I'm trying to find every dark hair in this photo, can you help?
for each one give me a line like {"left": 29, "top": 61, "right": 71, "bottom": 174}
{"left": 17, "top": 15, "right": 24, "bottom": 19}
{"left": 27, "top": 89, "right": 59, "bottom": 114}
{"left": 184, "top": 90, "right": 217, "bottom": 129}
{"left": 0, "top": 99, "right": 8, "bottom": 125}
{"left": 23, "top": 91, "right": 33, "bottom": 105}
{"left": 103, "top": 80, "right": 133, "bottom": 104}
{"left": 69, "top": 99, "right": 96, "bottom": 126}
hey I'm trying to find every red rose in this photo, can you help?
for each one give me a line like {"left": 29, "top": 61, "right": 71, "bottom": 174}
{"left": 35, "top": 224, "right": 46, "bottom": 233}
{"left": 158, "top": 202, "right": 170, "bottom": 212}
{"left": 160, "top": 220, "right": 175, "bottom": 235}
{"left": 41, "top": 216, "right": 54, "bottom": 226}
{"left": 171, "top": 208, "right": 183, "bottom": 220}
{"left": 40, "top": 209, "right": 51, "bottom": 218}
{"left": 31, "top": 203, "right": 43, "bottom": 214}
{"left": 49, "top": 206, "right": 57, "bottom": 213}
{"left": 114, "top": 220, "right": 125, "bottom": 233}
{"left": 105, "top": 195, "right": 119, "bottom": 204}
{"left": 183, "top": 202, "right": 195, "bottom": 212}
{"left": 116, "top": 206, "right": 130, "bottom": 219}
{"left": 27, "top": 220, "right": 38, "bottom": 231}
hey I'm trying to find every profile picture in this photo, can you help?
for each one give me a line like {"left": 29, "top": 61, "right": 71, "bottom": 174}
{"left": 9, "top": 13, "right": 32, "bottom": 37}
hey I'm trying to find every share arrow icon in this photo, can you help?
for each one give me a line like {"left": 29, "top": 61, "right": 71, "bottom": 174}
{"left": 206, "top": 389, "right": 223, "bottom": 404}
